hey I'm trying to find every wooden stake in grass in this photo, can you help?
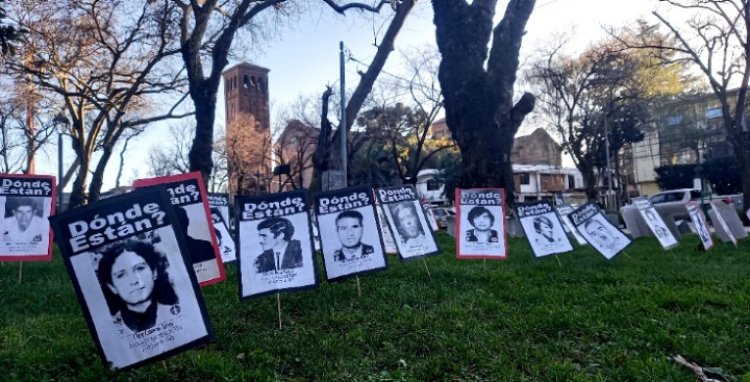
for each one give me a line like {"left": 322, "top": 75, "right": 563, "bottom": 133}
{"left": 17, "top": 262, "right": 22, "bottom": 283}
{"left": 622, "top": 251, "right": 632, "bottom": 259}
{"left": 355, "top": 276, "right": 362, "bottom": 297}
{"left": 276, "top": 293, "right": 282, "bottom": 329}
{"left": 422, "top": 258, "right": 431, "bottom": 280}
{"left": 161, "top": 360, "right": 168, "bottom": 372}
{"left": 554, "top": 255, "right": 562, "bottom": 267}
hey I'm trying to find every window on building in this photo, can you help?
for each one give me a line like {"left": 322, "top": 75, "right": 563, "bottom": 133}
{"left": 519, "top": 173, "right": 530, "bottom": 185}
{"left": 426, "top": 180, "right": 441, "bottom": 191}
{"left": 568, "top": 175, "right": 575, "bottom": 189}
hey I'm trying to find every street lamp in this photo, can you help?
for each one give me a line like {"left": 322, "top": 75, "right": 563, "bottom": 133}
{"left": 52, "top": 112, "right": 69, "bottom": 211}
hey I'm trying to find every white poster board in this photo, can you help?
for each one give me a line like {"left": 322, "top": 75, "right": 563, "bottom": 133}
{"left": 516, "top": 200, "right": 573, "bottom": 258}
{"left": 209, "top": 208, "right": 236, "bottom": 263}
{"left": 634, "top": 198, "right": 679, "bottom": 250}
{"left": 421, "top": 201, "right": 439, "bottom": 232}
{"left": 237, "top": 190, "right": 318, "bottom": 298}
{"left": 569, "top": 202, "right": 631, "bottom": 260}
{"left": 686, "top": 201, "right": 713, "bottom": 250}
{"left": 709, "top": 201, "right": 738, "bottom": 246}
{"left": 555, "top": 204, "right": 587, "bottom": 245}
{"left": 0, "top": 174, "right": 55, "bottom": 261}
{"left": 314, "top": 186, "right": 388, "bottom": 281}
{"left": 48, "top": 188, "right": 213, "bottom": 370}
{"left": 455, "top": 188, "right": 507, "bottom": 259}
{"left": 375, "top": 186, "right": 440, "bottom": 260}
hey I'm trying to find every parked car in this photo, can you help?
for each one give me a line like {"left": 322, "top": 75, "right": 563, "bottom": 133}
{"left": 432, "top": 207, "right": 455, "bottom": 229}
{"left": 623, "top": 188, "right": 743, "bottom": 221}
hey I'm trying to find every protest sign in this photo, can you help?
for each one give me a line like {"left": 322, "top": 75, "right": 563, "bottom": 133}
{"left": 686, "top": 202, "right": 713, "bottom": 250}
{"left": 555, "top": 204, "right": 587, "bottom": 245}
{"left": 515, "top": 200, "right": 573, "bottom": 258}
{"left": 49, "top": 188, "right": 213, "bottom": 370}
{"left": 570, "top": 202, "right": 631, "bottom": 260}
{"left": 374, "top": 196, "right": 398, "bottom": 254}
{"left": 314, "top": 186, "right": 387, "bottom": 281}
{"left": 374, "top": 185, "right": 440, "bottom": 260}
{"left": 634, "top": 198, "right": 679, "bottom": 250}
{"left": 237, "top": 190, "right": 318, "bottom": 298}
{"left": 421, "top": 201, "right": 439, "bottom": 232}
{"left": 0, "top": 174, "right": 55, "bottom": 261}
{"left": 133, "top": 173, "right": 225, "bottom": 286}
{"left": 455, "top": 188, "right": 507, "bottom": 259}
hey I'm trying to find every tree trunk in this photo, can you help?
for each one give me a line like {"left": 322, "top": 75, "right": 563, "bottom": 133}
{"left": 188, "top": 86, "right": 218, "bottom": 183}
{"left": 731, "top": 134, "right": 750, "bottom": 223}
{"left": 68, "top": 154, "right": 90, "bottom": 208}
{"left": 580, "top": 166, "right": 598, "bottom": 202}
{"left": 88, "top": 146, "right": 115, "bottom": 203}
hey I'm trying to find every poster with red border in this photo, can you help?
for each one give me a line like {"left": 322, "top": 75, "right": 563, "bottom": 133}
{"left": 0, "top": 173, "right": 56, "bottom": 262}
{"left": 132, "top": 172, "right": 225, "bottom": 286}
{"left": 455, "top": 188, "right": 508, "bottom": 260}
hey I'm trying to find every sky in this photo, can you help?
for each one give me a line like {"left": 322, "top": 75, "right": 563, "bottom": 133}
{"left": 35, "top": 0, "right": 666, "bottom": 192}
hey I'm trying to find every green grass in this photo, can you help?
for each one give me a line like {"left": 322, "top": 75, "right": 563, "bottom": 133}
{"left": 1, "top": 232, "right": 749, "bottom": 381}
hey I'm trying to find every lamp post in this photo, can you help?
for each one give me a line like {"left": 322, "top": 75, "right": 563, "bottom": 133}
{"left": 52, "top": 112, "right": 69, "bottom": 211}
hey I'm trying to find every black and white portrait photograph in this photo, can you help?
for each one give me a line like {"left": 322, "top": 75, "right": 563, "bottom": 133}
{"left": 570, "top": 203, "right": 631, "bottom": 260}
{"left": 376, "top": 203, "right": 398, "bottom": 255}
{"left": 634, "top": 198, "right": 678, "bottom": 250}
{"left": 210, "top": 207, "right": 236, "bottom": 263}
{"left": 375, "top": 186, "right": 440, "bottom": 260}
{"left": 422, "top": 202, "right": 439, "bottom": 232}
{"left": 208, "top": 193, "right": 231, "bottom": 226}
{"left": 237, "top": 191, "right": 317, "bottom": 299}
{"left": 49, "top": 188, "right": 212, "bottom": 370}
{"left": 0, "top": 174, "right": 55, "bottom": 261}
{"left": 456, "top": 188, "right": 507, "bottom": 259}
{"left": 133, "top": 172, "right": 225, "bottom": 286}
{"left": 555, "top": 204, "right": 587, "bottom": 245}
{"left": 315, "top": 187, "right": 387, "bottom": 281}
{"left": 687, "top": 201, "right": 713, "bottom": 250}
{"left": 516, "top": 201, "right": 573, "bottom": 258}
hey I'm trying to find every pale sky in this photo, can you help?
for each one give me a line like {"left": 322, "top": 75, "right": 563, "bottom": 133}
{"left": 35, "top": 0, "right": 665, "bottom": 192}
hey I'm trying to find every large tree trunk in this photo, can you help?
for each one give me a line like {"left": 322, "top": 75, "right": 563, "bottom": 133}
{"left": 188, "top": 84, "right": 218, "bottom": 183}
{"left": 432, "top": 0, "right": 536, "bottom": 206}
{"left": 731, "top": 133, "right": 750, "bottom": 223}
{"left": 68, "top": 154, "right": 90, "bottom": 208}
{"left": 88, "top": 146, "right": 115, "bottom": 203}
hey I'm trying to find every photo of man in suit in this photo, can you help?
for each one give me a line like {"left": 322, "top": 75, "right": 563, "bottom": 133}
{"left": 254, "top": 217, "right": 303, "bottom": 274}
{"left": 333, "top": 210, "right": 374, "bottom": 262}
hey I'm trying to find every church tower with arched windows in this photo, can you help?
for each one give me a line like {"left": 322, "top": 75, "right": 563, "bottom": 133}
{"left": 222, "top": 62, "right": 271, "bottom": 195}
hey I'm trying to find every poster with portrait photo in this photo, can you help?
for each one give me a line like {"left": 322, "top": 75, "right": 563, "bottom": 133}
{"left": 0, "top": 174, "right": 55, "bottom": 261}
{"left": 236, "top": 190, "right": 318, "bottom": 299}
{"left": 207, "top": 193, "right": 231, "bottom": 225}
{"left": 374, "top": 196, "right": 398, "bottom": 254}
{"left": 569, "top": 202, "right": 631, "bottom": 260}
{"left": 555, "top": 204, "right": 587, "bottom": 246}
{"left": 133, "top": 172, "right": 225, "bottom": 287}
{"left": 634, "top": 198, "right": 679, "bottom": 250}
{"left": 209, "top": 207, "right": 236, "bottom": 263}
{"left": 375, "top": 185, "right": 440, "bottom": 260}
{"left": 687, "top": 201, "right": 713, "bottom": 250}
{"left": 709, "top": 201, "right": 738, "bottom": 246}
{"left": 315, "top": 186, "right": 388, "bottom": 281}
{"left": 516, "top": 200, "right": 573, "bottom": 258}
{"left": 421, "top": 201, "right": 439, "bottom": 232}
{"left": 48, "top": 187, "right": 213, "bottom": 370}
{"left": 455, "top": 188, "right": 507, "bottom": 259}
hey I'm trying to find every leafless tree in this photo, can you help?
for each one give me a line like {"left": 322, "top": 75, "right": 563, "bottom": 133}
{"left": 8, "top": 0, "right": 191, "bottom": 206}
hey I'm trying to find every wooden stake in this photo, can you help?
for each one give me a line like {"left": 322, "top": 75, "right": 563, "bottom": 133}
{"left": 622, "top": 251, "right": 632, "bottom": 259}
{"left": 482, "top": 259, "right": 486, "bottom": 269}
{"left": 161, "top": 360, "right": 167, "bottom": 372}
{"left": 276, "top": 293, "right": 282, "bottom": 329}
{"left": 355, "top": 276, "right": 362, "bottom": 297}
{"left": 18, "top": 262, "right": 23, "bottom": 283}
{"left": 555, "top": 255, "right": 562, "bottom": 267}
{"left": 422, "top": 258, "right": 431, "bottom": 280}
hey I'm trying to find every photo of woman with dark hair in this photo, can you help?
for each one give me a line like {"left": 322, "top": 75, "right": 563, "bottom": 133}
{"left": 97, "top": 239, "right": 179, "bottom": 334}
{"left": 465, "top": 206, "right": 499, "bottom": 243}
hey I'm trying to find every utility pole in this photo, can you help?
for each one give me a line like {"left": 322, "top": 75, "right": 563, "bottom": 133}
{"left": 339, "top": 41, "right": 347, "bottom": 188}
{"left": 604, "top": 102, "right": 614, "bottom": 211}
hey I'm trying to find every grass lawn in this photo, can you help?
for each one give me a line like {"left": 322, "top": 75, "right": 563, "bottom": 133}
{"left": 1, "top": 232, "right": 749, "bottom": 381}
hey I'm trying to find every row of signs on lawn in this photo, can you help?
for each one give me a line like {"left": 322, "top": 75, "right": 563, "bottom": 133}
{"left": 1, "top": 172, "right": 747, "bottom": 370}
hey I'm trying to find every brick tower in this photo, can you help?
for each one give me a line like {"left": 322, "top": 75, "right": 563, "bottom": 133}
{"left": 222, "top": 62, "right": 271, "bottom": 196}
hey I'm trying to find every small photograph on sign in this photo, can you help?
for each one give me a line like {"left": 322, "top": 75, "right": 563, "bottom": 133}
{"left": 455, "top": 188, "right": 507, "bottom": 259}
{"left": 516, "top": 200, "right": 573, "bottom": 258}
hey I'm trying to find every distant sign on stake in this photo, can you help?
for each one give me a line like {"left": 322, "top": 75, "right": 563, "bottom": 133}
{"left": 375, "top": 185, "right": 440, "bottom": 260}
{"left": 569, "top": 202, "right": 631, "bottom": 260}
{"left": 555, "top": 204, "right": 587, "bottom": 245}
{"left": 633, "top": 198, "right": 679, "bottom": 250}
{"left": 207, "top": 193, "right": 231, "bottom": 228}
{"left": 48, "top": 188, "right": 213, "bottom": 370}
{"left": 236, "top": 190, "right": 318, "bottom": 299}
{"left": 709, "top": 202, "right": 737, "bottom": 247}
{"left": 0, "top": 174, "right": 56, "bottom": 261}
{"left": 515, "top": 200, "right": 573, "bottom": 258}
{"left": 374, "top": 196, "right": 398, "bottom": 254}
{"left": 314, "top": 185, "right": 388, "bottom": 281}
{"left": 421, "top": 201, "right": 439, "bottom": 232}
{"left": 455, "top": 188, "right": 507, "bottom": 259}
{"left": 133, "top": 173, "right": 225, "bottom": 286}
{"left": 209, "top": 208, "right": 236, "bottom": 263}
{"left": 686, "top": 201, "right": 713, "bottom": 250}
